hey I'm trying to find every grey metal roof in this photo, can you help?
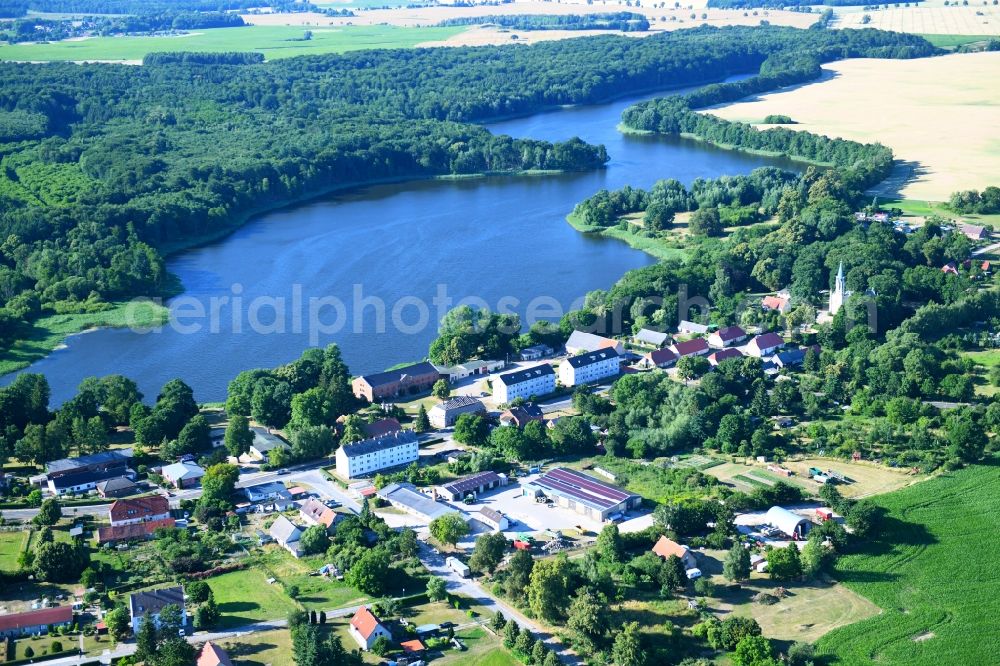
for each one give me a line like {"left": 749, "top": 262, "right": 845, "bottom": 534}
{"left": 251, "top": 428, "right": 288, "bottom": 452}
{"left": 495, "top": 364, "right": 555, "bottom": 386}
{"left": 377, "top": 482, "right": 454, "bottom": 521}
{"left": 340, "top": 429, "right": 418, "bottom": 459}
{"left": 129, "top": 586, "right": 184, "bottom": 618}
{"left": 633, "top": 328, "right": 670, "bottom": 345}
{"left": 269, "top": 515, "right": 302, "bottom": 543}
{"left": 47, "top": 449, "right": 132, "bottom": 474}
{"left": 358, "top": 362, "right": 440, "bottom": 388}
{"left": 441, "top": 471, "right": 501, "bottom": 496}
{"left": 564, "top": 349, "right": 620, "bottom": 368}
{"left": 432, "top": 396, "right": 485, "bottom": 413}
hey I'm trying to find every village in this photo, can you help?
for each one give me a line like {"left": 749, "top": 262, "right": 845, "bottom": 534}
{"left": 2, "top": 221, "right": 969, "bottom": 666}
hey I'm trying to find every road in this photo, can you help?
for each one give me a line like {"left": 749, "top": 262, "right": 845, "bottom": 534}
{"left": 416, "top": 541, "right": 579, "bottom": 665}
{"left": 972, "top": 240, "right": 1000, "bottom": 256}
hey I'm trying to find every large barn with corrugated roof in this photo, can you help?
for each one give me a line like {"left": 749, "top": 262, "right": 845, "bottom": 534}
{"left": 524, "top": 467, "right": 641, "bottom": 522}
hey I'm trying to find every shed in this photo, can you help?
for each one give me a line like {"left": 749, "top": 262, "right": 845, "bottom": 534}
{"left": 764, "top": 506, "right": 811, "bottom": 539}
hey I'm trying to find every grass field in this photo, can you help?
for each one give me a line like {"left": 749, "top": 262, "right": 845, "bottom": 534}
{"left": 880, "top": 197, "right": 1000, "bottom": 229}
{"left": 708, "top": 52, "right": 1000, "bottom": 202}
{"left": 782, "top": 458, "right": 924, "bottom": 499}
{"left": 0, "top": 300, "right": 169, "bottom": 377}
{"left": 0, "top": 531, "right": 28, "bottom": 572}
{"left": 919, "top": 33, "right": 999, "bottom": 48}
{"left": 0, "top": 25, "right": 464, "bottom": 62}
{"left": 963, "top": 349, "right": 1000, "bottom": 396}
{"left": 815, "top": 461, "right": 1000, "bottom": 664}
{"left": 205, "top": 568, "right": 300, "bottom": 629}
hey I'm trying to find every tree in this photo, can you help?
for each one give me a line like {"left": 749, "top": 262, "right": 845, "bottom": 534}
{"left": 690, "top": 206, "right": 724, "bottom": 236}
{"left": 504, "top": 549, "right": 534, "bottom": 601}
{"left": 946, "top": 410, "right": 987, "bottom": 462}
{"left": 723, "top": 543, "right": 751, "bottom": 582}
{"left": 414, "top": 404, "right": 431, "bottom": 433}
{"left": 344, "top": 548, "right": 390, "bottom": 596}
{"left": 527, "top": 555, "right": 574, "bottom": 623}
{"left": 33, "top": 498, "right": 61, "bottom": 526}
{"left": 157, "top": 638, "right": 197, "bottom": 666}
{"left": 543, "top": 651, "right": 561, "bottom": 666}
{"left": 801, "top": 535, "right": 833, "bottom": 577}
{"left": 733, "top": 635, "right": 778, "bottom": 666}
{"left": 453, "top": 413, "right": 489, "bottom": 446}
{"left": 596, "top": 524, "right": 624, "bottom": 564}
{"left": 200, "top": 462, "right": 239, "bottom": 506}
{"left": 299, "top": 525, "right": 331, "bottom": 556}
{"left": 766, "top": 543, "right": 802, "bottom": 580}
{"left": 708, "top": 616, "right": 762, "bottom": 651}
{"left": 104, "top": 606, "right": 131, "bottom": 642}
{"left": 224, "top": 414, "right": 254, "bottom": 459}
{"left": 845, "top": 501, "right": 884, "bottom": 539}
{"left": 567, "top": 590, "right": 609, "bottom": 650}
{"left": 503, "top": 619, "right": 521, "bottom": 649}
{"left": 371, "top": 635, "right": 392, "bottom": 657}
{"left": 177, "top": 414, "right": 211, "bottom": 454}
{"left": 34, "top": 541, "right": 88, "bottom": 582}
{"left": 135, "top": 617, "right": 157, "bottom": 663}
{"left": 531, "top": 639, "right": 548, "bottom": 665}
{"left": 548, "top": 415, "right": 595, "bottom": 455}
{"left": 612, "top": 621, "right": 646, "bottom": 666}
{"left": 491, "top": 611, "right": 507, "bottom": 633}
{"left": 427, "top": 576, "right": 449, "bottom": 602}
{"left": 433, "top": 380, "right": 451, "bottom": 400}
{"left": 514, "top": 630, "right": 535, "bottom": 657}
{"left": 429, "top": 513, "right": 470, "bottom": 546}
{"left": 186, "top": 580, "right": 212, "bottom": 604}
{"left": 470, "top": 531, "right": 508, "bottom": 574}
{"left": 195, "top": 597, "right": 220, "bottom": 629}
{"left": 661, "top": 554, "right": 687, "bottom": 592}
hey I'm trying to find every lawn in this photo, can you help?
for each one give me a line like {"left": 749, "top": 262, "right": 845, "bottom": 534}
{"left": 815, "top": 461, "right": 1000, "bottom": 664}
{"left": 205, "top": 568, "right": 300, "bottom": 629}
{"left": 0, "top": 531, "right": 28, "bottom": 572}
{"left": 0, "top": 25, "right": 464, "bottom": 62}
{"left": 962, "top": 349, "right": 1000, "bottom": 397}
{"left": 881, "top": 197, "right": 1000, "bottom": 229}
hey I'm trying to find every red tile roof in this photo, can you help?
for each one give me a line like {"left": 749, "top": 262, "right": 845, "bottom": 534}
{"left": 646, "top": 348, "right": 678, "bottom": 366}
{"left": 750, "top": 332, "right": 784, "bottom": 351}
{"left": 672, "top": 338, "right": 708, "bottom": 357}
{"left": 109, "top": 495, "right": 169, "bottom": 524}
{"left": 400, "top": 639, "right": 425, "bottom": 653}
{"left": 98, "top": 518, "right": 175, "bottom": 544}
{"left": 0, "top": 606, "right": 72, "bottom": 633}
{"left": 712, "top": 326, "right": 746, "bottom": 343}
{"left": 652, "top": 536, "right": 690, "bottom": 561}
{"left": 197, "top": 642, "right": 234, "bottom": 666}
{"left": 761, "top": 296, "right": 788, "bottom": 311}
{"left": 708, "top": 348, "right": 744, "bottom": 365}
{"left": 362, "top": 418, "right": 402, "bottom": 438}
{"left": 350, "top": 607, "right": 383, "bottom": 640}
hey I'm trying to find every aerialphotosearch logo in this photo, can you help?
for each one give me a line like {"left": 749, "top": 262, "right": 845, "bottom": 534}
{"left": 122, "top": 280, "right": 878, "bottom": 343}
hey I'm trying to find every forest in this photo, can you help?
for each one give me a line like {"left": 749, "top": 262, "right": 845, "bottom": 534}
{"left": 707, "top": 0, "right": 913, "bottom": 7}
{"left": 0, "top": 26, "right": 935, "bottom": 356}
{"left": 438, "top": 12, "right": 650, "bottom": 31}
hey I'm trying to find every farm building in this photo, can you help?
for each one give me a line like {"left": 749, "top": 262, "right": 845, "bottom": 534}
{"left": 708, "top": 325, "right": 747, "bottom": 348}
{"left": 565, "top": 330, "right": 624, "bottom": 355}
{"left": 476, "top": 507, "right": 509, "bottom": 532}
{"left": 746, "top": 333, "right": 786, "bottom": 358}
{"left": 765, "top": 506, "right": 811, "bottom": 539}
{"left": 519, "top": 344, "right": 554, "bottom": 361}
{"left": 436, "top": 471, "right": 507, "bottom": 501}
{"left": 377, "top": 482, "right": 455, "bottom": 522}
{"left": 0, "top": 605, "right": 73, "bottom": 638}
{"left": 97, "top": 477, "right": 139, "bottom": 498}
{"left": 637, "top": 347, "right": 678, "bottom": 369}
{"left": 669, "top": 337, "right": 709, "bottom": 358}
{"left": 707, "top": 348, "right": 744, "bottom": 366}
{"left": 632, "top": 328, "right": 671, "bottom": 348}
{"left": 677, "top": 320, "right": 709, "bottom": 335}
{"left": 524, "top": 467, "right": 642, "bottom": 522}
{"left": 352, "top": 362, "right": 441, "bottom": 402}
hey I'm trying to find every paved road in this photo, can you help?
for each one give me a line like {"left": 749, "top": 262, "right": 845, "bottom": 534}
{"left": 416, "top": 542, "right": 579, "bottom": 665}
{"left": 972, "top": 240, "right": 1000, "bottom": 256}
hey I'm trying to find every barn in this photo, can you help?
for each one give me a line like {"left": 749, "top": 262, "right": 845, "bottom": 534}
{"left": 765, "top": 506, "right": 811, "bottom": 539}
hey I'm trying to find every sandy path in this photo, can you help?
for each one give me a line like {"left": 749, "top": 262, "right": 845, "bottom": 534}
{"left": 706, "top": 52, "right": 1000, "bottom": 201}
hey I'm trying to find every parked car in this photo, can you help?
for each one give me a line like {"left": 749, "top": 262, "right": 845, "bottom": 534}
{"left": 277, "top": 468, "right": 289, "bottom": 475}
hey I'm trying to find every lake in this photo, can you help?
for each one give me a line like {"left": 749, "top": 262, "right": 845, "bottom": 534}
{"left": 3, "top": 85, "right": 800, "bottom": 405}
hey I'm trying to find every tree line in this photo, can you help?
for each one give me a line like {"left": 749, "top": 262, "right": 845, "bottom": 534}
{"left": 0, "top": 0, "right": 303, "bottom": 17}
{"left": 438, "top": 12, "right": 650, "bottom": 31}
{"left": 0, "top": 10, "right": 245, "bottom": 44}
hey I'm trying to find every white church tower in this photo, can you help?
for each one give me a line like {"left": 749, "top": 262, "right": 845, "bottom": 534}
{"left": 829, "top": 262, "right": 849, "bottom": 315}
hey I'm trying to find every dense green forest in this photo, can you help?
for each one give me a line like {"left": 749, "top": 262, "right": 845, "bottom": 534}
{"left": 0, "top": 26, "right": 935, "bottom": 356}
{"left": 949, "top": 186, "right": 1000, "bottom": 214}
{"left": 438, "top": 12, "right": 650, "bottom": 32}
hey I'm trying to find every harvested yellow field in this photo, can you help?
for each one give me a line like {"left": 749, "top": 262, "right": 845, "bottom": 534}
{"left": 245, "top": 0, "right": 818, "bottom": 42}
{"left": 832, "top": 0, "right": 1000, "bottom": 35}
{"left": 707, "top": 52, "right": 1000, "bottom": 201}
{"left": 782, "top": 458, "right": 925, "bottom": 499}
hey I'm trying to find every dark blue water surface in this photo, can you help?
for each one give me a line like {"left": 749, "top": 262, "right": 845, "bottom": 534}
{"left": 3, "top": 85, "right": 800, "bottom": 404}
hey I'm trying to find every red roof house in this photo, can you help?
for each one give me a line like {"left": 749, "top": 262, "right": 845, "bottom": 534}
{"left": 708, "top": 326, "right": 748, "bottom": 348}
{"left": 98, "top": 518, "right": 176, "bottom": 545}
{"left": 0, "top": 606, "right": 73, "bottom": 638}
{"left": 348, "top": 607, "right": 391, "bottom": 651}
{"left": 197, "top": 642, "right": 234, "bottom": 666}
{"left": 109, "top": 495, "right": 170, "bottom": 526}
{"left": 746, "top": 333, "right": 785, "bottom": 358}
{"left": 669, "top": 338, "right": 710, "bottom": 358}
{"left": 640, "top": 347, "right": 678, "bottom": 369}
{"left": 708, "top": 348, "right": 744, "bottom": 366}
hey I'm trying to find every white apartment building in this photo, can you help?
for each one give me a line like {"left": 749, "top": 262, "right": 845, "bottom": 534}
{"left": 559, "top": 349, "right": 620, "bottom": 387}
{"left": 335, "top": 430, "right": 419, "bottom": 480}
{"left": 493, "top": 364, "right": 556, "bottom": 404}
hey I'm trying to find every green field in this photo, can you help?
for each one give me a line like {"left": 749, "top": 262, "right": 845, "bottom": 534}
{"left": 0, "top": 25, "right": 464, "bottom": 62}
{"left": 816, "top": 462, "right": 1000, "bottom": 664}
{"left": 882, "top": 197, "right": 1000, "bottom": 228}
{"left": 962, "top": 349, "right": 1000, "bottom": 397}
{"left": 918, "top": 34, "right": 997, "bottom": 49}
{"left": 0, "top": 531, "right": 29, "bottom": 572}
{"left": 205, "top": 568, "right": 300, "bottom": 629}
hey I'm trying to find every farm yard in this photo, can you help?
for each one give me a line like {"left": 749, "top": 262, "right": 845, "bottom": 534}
{"left": 816, "top": 462, "right": 1000, "bottom": 664}
{"left": 707, "top": 51, "right": 1000, "bottom": 201}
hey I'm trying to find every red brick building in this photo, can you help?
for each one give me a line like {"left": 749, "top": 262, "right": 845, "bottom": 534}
{"left": 352, "top": 362, "right": 440, "bottom": 402}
